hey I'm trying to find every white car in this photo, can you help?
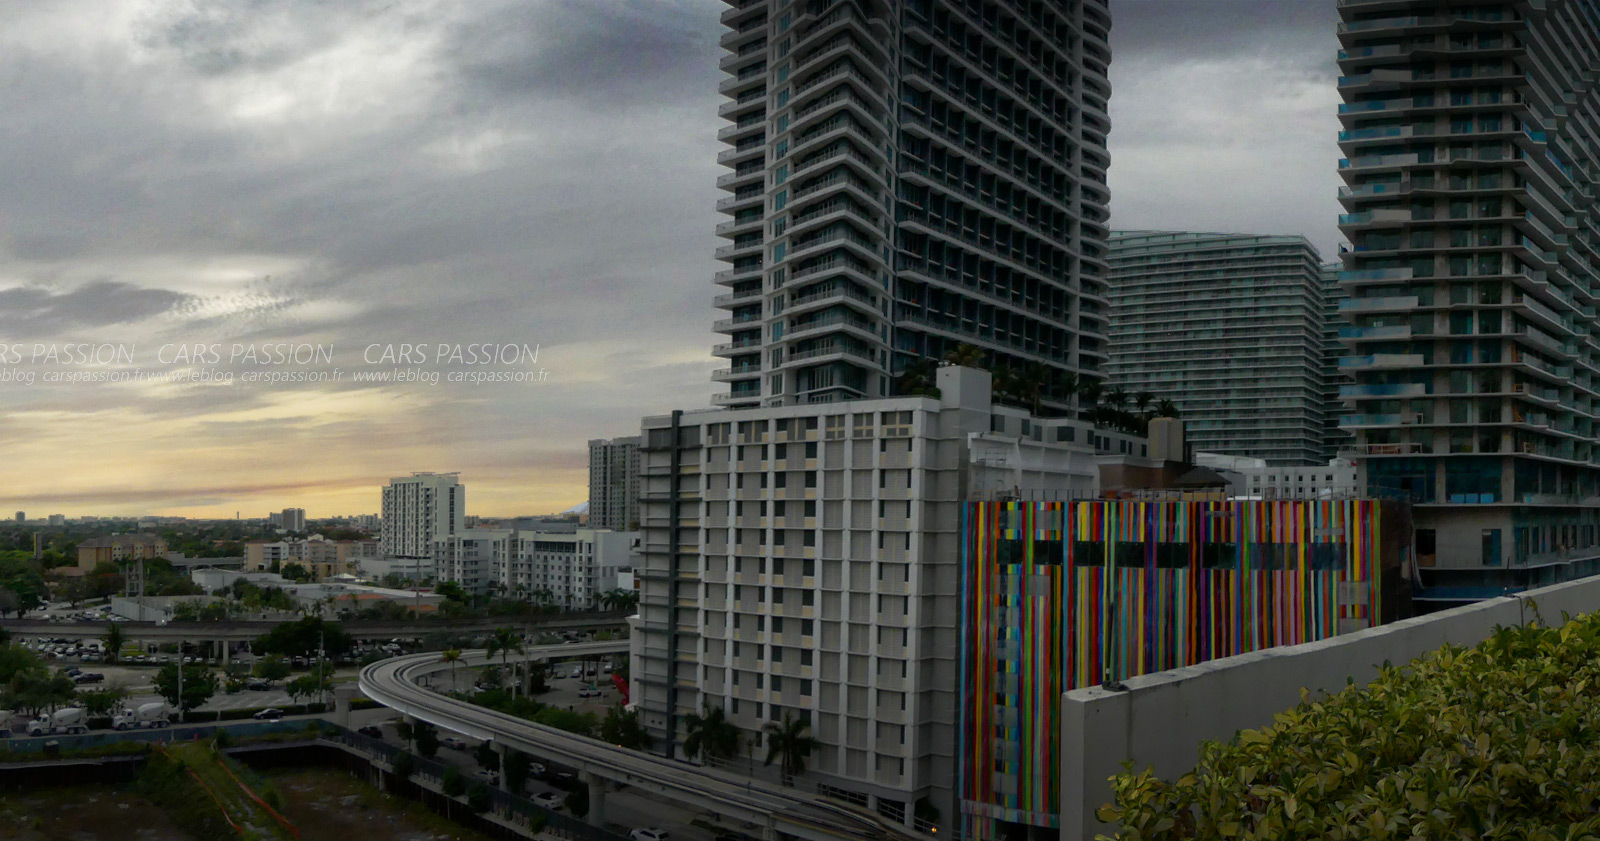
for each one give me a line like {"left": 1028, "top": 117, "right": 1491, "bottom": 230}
{"left": 631, "top": 829, "right": 670, "bottom": 841}
{"left": 533, "top": 791, "right": 563, "bottom": 810}
{"left": 578, "top": 687, "right": 602, "bottom": 698}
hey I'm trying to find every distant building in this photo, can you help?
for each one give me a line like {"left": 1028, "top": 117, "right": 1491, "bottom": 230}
{"left": 48, "top": 514, "right": 64, "bottom": 526}
{"left": 437, "top": 528, "right": 638, "bottom": 608}
{"left": 13, "top": 512, "right": 22, "bottom": 523}
{"left": 243, "top": 541, "right": 295, "bottom": 572}
{"left": 76, "top": 533, "right": 168, "bottom": 574}
{"left": 281, "top": 508, "right": 306, "bottom": 532}
{"left": 380, "top": 472, "right": 464, "bottom": 559}
{"left": 588, "top": 436, "right": 641, "bottom": 531}
{"left": 268, "top": 512, "right": 283, "bottom": 528}
{"left": 1108, "top": 231, "right": 1338, "bottom": 465}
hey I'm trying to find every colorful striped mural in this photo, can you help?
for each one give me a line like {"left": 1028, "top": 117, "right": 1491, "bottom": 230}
{"left": 957, "top": 499, "right": 1398, "bottom": 839}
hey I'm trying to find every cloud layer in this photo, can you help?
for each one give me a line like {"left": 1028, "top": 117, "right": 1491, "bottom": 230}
{"left": 0, "top": 1, "right": 1345, "bottom": 518}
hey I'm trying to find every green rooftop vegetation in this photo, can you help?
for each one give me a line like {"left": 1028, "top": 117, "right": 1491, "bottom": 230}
{"left": 1100, "top": 608, "right": 1600, "bottom": 840}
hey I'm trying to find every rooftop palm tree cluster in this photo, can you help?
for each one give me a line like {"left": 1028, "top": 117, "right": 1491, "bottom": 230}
{"left": 892, "top": 343, "right": 1181, "bottom": 434}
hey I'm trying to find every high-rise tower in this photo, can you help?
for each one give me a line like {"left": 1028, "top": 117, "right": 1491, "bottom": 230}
{"left": 1107, "top": 231, "right": 1335, "bottom": 465}
{"left": 1337, "top": 0, "right": 1600, "bottom": 571}
{"left": 711, "top": 0, "right": 1112, "bottom": 410}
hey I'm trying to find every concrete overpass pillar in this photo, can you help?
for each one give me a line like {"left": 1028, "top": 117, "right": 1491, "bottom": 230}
{"left": 582, "top": 771, "right": 606, "bottom": 828}
{"left": 489, "top": 741, "right": 507, "bottom": 791}
{"left": 219, "top": 640, "right": 230, "bottom": 665}
{"left": 333, "top": 684, "right": 356, "bottom": 729}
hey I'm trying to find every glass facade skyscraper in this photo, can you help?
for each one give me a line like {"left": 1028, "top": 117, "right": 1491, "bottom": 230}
{"left": 712, "top": 0, "right": 1112, "bottom": 410}
{"left": 1337, "top": 0, "right": 1600, "bottom": 571}
{"left": 1107, "top": 231, "right": 1336, "bottom": 465}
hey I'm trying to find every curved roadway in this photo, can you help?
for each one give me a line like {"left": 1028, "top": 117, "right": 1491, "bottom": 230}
{"left": 361, "top": 646, "right": 915, "bottom": 841}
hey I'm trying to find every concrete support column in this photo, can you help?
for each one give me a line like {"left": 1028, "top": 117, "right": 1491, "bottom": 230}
{"left": 582, "top": 771, "right": 606, "bottom": 827}
{"left": 490, "top": 741, "right": 507, "bottom": 790}
{"left": 333, "top": 684, "right": 356, "bottom": 729}
{"left": 220, "top": 640, "right": 231, "bottom": 665}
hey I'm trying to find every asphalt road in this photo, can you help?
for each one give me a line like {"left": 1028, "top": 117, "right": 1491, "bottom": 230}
{"left": 352, "top": 707, "right": 719, "bottom": 841}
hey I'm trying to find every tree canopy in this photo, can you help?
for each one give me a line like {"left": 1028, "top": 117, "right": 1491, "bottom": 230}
{"left": 250, "top": 617, "right": 351, "bottom": 658}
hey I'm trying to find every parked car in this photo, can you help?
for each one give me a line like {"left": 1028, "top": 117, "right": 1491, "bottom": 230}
{"left": 441, "top": 737, "right": 468, "bottom": 751}
{"left": 578, "top": 687, "right": 602, "bottom": 698}
{"left": 529, "top": 762, "right": 547, "bottom": 778}
{"left": 631, "top": 828, "right": 670, "bottom": 841}
{"left": 551, "top": 771, "right": 578, "bottom": 789}
{"left": 72, "top": 673, "right": 104, "bottom": 684}
{"left": 533, "top": 791, "right": 563, "bottom": 810}
{"left": 358, "top": 725, "right": 384, "bottom": 738}
{"left": 246, "top": 679, "right": 270, "bottom": 691}
{"left": 474, "top": 769, "right": 499, "bottom": 785}
{"left": 253, "top": 708, "right": 285, "bottom": 720}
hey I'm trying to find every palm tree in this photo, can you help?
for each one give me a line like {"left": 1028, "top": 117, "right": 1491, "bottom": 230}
{"left": 683, "top": 704, "right": 742, "bottom": 765}
{"left": 1078, "top": 379, "right": 1104, "bottom": 415}
{"left": 440, "top": 648, "right": 462, "bottom": 690}
{"left": 894, "top": 357, "right": 941, "bottom": 397}
{"left": 990, "top": 365, "right": 1018, "bottom": 404}
{"left": 103, "top": 623, "right": 124, "bottom": 665}
{"left": 1103, "top": 386, "right": 1128, "bottom": 411}
{"left": 485, "top": 628, "right": 524, "bottom": 697}
{"left": 1052, "top": 370, "right": 1079, "bottom": 416}
{"left": 1134, "top": 391, "right": 1155, "bottom": 418}
{"left": 763, "top": 712, "right": 819, "bottom": 786}
{"left": 943, "top": 343, "right": 984, "bottom": 368}
{"left": 1156, "top": 399, "right": 1180, "bottom": 418}
{"left": 1016, "top": 364, "right": 1049, "bottom": 415}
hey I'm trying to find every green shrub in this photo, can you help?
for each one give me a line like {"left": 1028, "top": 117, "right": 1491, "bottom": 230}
{"left": 349, "top": 698, "right": 381, "bottom": 711}
{"left": 466, "top": 781, "right": 491, "bottom": 813}
{"left": 441, "top": 766, "right": 466, "bottom": 797}
{"left": 1100, "top": 613, "right": 1600, "bottom": 839}
{"left": 391, "top": 752, "right": 415, "bottom": 781}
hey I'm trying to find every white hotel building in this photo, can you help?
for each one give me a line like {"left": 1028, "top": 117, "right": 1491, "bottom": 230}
{"left": 632, "top": 366, "right": 1149, "bottom": 827}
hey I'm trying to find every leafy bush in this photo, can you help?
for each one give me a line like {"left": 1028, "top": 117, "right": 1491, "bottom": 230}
{"left": 1100, "top": 612, "right": 1600, "bottom": 839}
{"left": 349, "top": 698, "right": 381, "bottom": 711}
{"left": 390, "top": 752, "right": 415, "bottom": 781}
{"left": 466, "top": 781, "right": 491, "bottom": 813}
{"left": 441, "top": 766, "right": 466, "bottom": 797}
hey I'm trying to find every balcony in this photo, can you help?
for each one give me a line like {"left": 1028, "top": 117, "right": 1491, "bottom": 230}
{"left": 1341, "top": 353, "right": 1426, "bottom": 369}
{"left": 714, "top": 240, "right": 764, "bottom": 260}
{"left": 1339, "top": 182, "right": 1407, "bottom": 200}
{"left": 712, "top": 338, "right": 762, "bottom": 355}
{"left": 1341, "top": 267, "right": 1415, "bottom": 283}
{"left": 713, "top": 287, "right": 762, "bottom": 307}
{"left": 1338, "top": 125, "right": 1414, "bottom": 143}
{"left": 713, "top": 313, "right": 764, "bottom": 332}
{"left": 1341, "top": 295, "right": 1419, "bottom": 312}
{"left": 1337, "top": 16, "right": 1428, "bottom": 34}
{"left": 1341, "top": 382, "right": 1430, "bottom": 398}
{"left": 1339, "top": 152, "right": 1419, "bottom": 171}
{"left": 715, "top": 216, "right": 763, "bottom": 236}
{"left": 715, "top": 191, "right": 763, "bottom": 212}
{"left": 1341, "top": 324, "right": 1412, "bottom": 340}
{"left": 1340, "top": 413, "right": 1424, "bottom": 427}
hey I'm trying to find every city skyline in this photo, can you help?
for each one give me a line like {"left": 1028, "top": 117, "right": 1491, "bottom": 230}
{"left": 0, "top": 0, "right": 1344, "bottom": 518}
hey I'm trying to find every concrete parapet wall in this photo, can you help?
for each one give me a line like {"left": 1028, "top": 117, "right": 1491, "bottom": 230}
{"left": 1061, "top": 575, "right": 1600, "bottom": 841}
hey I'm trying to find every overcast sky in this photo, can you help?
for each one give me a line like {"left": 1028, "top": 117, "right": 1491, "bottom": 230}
{"left": 0, "top": 0, "right": 1345, "bottom": 519}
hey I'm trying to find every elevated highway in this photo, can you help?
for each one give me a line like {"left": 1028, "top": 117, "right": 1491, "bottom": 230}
{"left": 361, "top": 646, "right": 922, "bottom": 841}
{"left": 0, "top": 612, "right": 630, "bottom": 644}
